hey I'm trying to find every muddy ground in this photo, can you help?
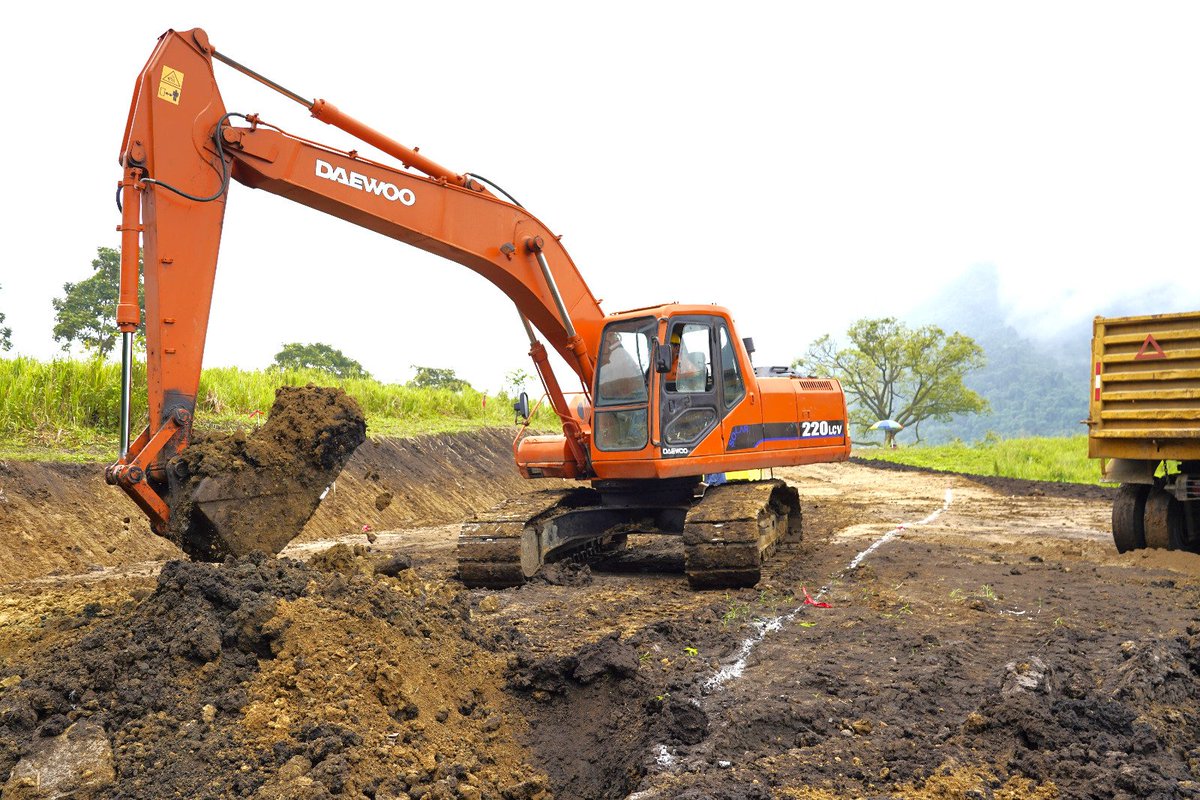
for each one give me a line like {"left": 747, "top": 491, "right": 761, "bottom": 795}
{"left": 1, "top": 431, "right": 1198, "bottom": 799}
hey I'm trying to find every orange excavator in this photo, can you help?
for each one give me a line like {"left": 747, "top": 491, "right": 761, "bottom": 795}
{"left": 108, "top": 28, "right": 851, "bottom": 588}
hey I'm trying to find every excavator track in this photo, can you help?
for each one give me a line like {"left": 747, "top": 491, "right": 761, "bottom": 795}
{"left": 458, "top": 479, "right": 802, "bottom": 590}
{"left": 458, "top": 488, "right": 608, "bottom": 589}
{"left": 683, "top": 479, "right": 801, "bottom": 589}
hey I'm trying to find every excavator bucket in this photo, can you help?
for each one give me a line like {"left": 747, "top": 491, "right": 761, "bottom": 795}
{"left": 164, "top": 386, "right": 367, "bottom": 560}
{"left": 184, "top": 470, "right": 337, "bottom": 559}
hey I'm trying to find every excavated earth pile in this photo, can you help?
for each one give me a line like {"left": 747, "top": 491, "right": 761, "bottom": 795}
{"left": 167, "top": 385, "right": 366, "bottom": 560}
{"left": 0, "top": 548, "right": 545, "bottom": 799}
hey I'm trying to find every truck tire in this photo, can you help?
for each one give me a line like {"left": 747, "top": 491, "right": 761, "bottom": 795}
{"left": 1112, "top": 484, "right": 1149, "bottom": 553}
{"left": 1144, "top": 488, "right": 1185, "bottom": 550}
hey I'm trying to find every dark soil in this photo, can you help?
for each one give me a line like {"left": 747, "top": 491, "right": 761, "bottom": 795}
{"left": 1, "top": 554, "right": 310, "bottom": 798}
{"left": 602, "top": 465, "right": 1200, "bottom": 799}
{"left": 168, "top": 385, "right": 366, "bottom": 560}
{"left": 0, "top": 548, "right": 542, "bottom": 799}
{"left": 505, "top": 619, "right": 745, "bottom": 800}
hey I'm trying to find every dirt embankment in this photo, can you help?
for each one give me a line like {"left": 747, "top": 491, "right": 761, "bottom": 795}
{"left": 0, "top": 427, "right": 566, "bottom": 585}
{"left": 0, "top": 460, "right": 179, "bottom": 582}
{"left": 297, "top": 429, "right": 574, "bottom": 543}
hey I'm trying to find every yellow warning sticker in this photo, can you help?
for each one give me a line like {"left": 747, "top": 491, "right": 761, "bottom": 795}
{"left": 157, "top": 66, "right": 184, "bottom": 105}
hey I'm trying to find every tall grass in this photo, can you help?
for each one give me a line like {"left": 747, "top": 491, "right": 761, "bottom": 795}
{"left": 856, "top": 435, "right": 1099, "bottom": 484}
{"left": 0, "top": 357, "right": 552, "bottom": 461}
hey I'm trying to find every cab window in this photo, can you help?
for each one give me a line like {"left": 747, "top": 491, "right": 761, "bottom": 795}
{"left": 596, "top": 323, "right": 651, "bottom": 405}
{"left": 665, "top": 322, "right": 712, "bottom": 394}
{"left": 594, "top": 318, "right": 653, "bottom": 451}
{"left": 719, "top": 324, "right": 745, "bottom": 408}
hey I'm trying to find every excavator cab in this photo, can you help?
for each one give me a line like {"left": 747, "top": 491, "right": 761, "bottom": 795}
{"left": 462, "top": 306, "right": 850, "bottom": 588}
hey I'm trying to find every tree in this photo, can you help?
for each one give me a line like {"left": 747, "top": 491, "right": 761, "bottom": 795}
{"left": 408, "top": 365, "right": 469, "bottom": 391}
{"left": 795, "top": 317, "right": 988, "bottom": 447}
{"left": 0, "top": 283, "right": 11, "bottom": 351}
{"left": 502, "top": 367, "right": 534, "bottom": 397}
{"left": 272, "top": 342, "right": 370, "bottom": 379}
{"left": 52, "top": 247, "right": 143, "bottom": 356}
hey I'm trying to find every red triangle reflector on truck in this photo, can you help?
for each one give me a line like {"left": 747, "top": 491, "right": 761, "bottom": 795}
{"left": 1134, "top": 334, "right": 1167, "bottom": 360}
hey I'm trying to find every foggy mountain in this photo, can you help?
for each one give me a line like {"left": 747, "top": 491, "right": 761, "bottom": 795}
{"left": 901, "top": 264, "right": 1191, "bottom": 444}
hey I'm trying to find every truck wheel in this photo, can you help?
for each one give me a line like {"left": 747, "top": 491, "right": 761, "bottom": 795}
{"left": 1144, "top": 488, "right": 1185, "bottom": 550}
{"left": 1112, "top": 484, "right": 1149, "bottom": 553}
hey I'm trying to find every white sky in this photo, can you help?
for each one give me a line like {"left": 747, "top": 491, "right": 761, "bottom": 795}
{"left": 4, "top": 2, "right": 1200, "bottom": 395}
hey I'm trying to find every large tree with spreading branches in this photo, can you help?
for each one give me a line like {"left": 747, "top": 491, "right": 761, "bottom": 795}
{"left": 795, "top": 317, "right": 988, "bottom": 446}
{"left": 272, "top": 342, "right": 370, "bottom": 379}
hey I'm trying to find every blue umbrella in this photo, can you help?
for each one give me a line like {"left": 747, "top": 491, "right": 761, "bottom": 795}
{"left": 869, "top": 419, "right": 904, "bottom": 433}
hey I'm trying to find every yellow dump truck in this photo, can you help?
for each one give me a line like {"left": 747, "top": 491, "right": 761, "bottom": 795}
{"left": 1088, "top": 311, "right": 1200, "bottom": 552}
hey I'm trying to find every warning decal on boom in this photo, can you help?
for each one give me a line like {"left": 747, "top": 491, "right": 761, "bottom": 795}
{"left": 157, "top": 66, "right": 184, "bottom": 105}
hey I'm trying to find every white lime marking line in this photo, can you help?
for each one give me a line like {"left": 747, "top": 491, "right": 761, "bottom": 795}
{"left": 703, "top": 488, "right": 954, "bottom": 692}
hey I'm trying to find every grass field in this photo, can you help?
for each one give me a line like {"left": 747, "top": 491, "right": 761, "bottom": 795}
{"left": 0, "top": 357, "right": 554, "bottom": 462}
{"left": 1, "top": 357, "right": 1110, "bottom": 483}
{"left": 855, "top": 434, "right": 1101, "bottom": 484}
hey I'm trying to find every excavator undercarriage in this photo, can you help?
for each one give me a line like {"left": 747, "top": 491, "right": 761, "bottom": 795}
{"left": 457, "top": 478, "right": 801, "bottom": 589}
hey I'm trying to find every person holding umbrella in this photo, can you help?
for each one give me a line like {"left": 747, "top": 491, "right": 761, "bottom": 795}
{"left": 869, "top": 419, "right": 904, "bottom": 448}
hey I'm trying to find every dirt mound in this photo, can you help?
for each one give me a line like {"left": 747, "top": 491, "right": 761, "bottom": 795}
{"left": 0, "top": 550, "right": 546, "bottom": 799}
{"left": 958, "top": 631, "right": 1200, "bottom": 797}
{"left": 168, "top": 385, "right": 366, "bottom": 560}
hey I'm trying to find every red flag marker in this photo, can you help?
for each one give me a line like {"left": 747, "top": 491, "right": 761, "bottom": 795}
{"left": 801, "top": 586, "right": 832, "bottom": 608}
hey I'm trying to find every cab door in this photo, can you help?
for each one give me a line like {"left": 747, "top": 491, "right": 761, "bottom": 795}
{"left": 658, "top": 317, "right": 722, "bottom": 458}
{"left": 715, "top": 321, "right": 762, "bottom": 455}
{"left": 592, "top": 317, "right": 655, "bottom": 457}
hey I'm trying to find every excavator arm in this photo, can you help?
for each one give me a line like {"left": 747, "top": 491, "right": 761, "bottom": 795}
{"left": 109, "top": 28, "right": 603, "bottom": 534}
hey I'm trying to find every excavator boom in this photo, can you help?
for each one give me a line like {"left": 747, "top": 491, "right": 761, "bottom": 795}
{"left": 109, "top": 28, "right": 604, "bottom": 543}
